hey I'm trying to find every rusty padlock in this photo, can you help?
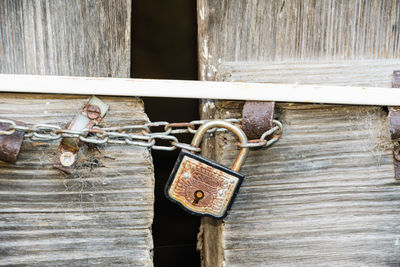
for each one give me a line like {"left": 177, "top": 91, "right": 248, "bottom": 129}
{"left": 165, "top": 120, "right": 249, "bottom": 219}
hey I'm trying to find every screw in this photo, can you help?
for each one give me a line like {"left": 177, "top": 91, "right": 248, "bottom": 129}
{"left": 86, "top": 105, "right": 101, "bottom": 120}
{"left": 60, "top": 151, "right": 76, "bottom": 167}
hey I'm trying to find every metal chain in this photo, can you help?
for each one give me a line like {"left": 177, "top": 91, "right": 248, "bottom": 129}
{"left": 0, "top": 118, "right": 282, "bottom": 152}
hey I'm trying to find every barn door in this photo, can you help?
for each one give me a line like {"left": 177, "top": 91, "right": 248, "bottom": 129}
{"left": 197, "top": 1, "right": 400, "bottom": 266}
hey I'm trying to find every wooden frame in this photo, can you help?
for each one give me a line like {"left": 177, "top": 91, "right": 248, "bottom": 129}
{"left": 1, "top": 74, "right": 400, "bottom": 106}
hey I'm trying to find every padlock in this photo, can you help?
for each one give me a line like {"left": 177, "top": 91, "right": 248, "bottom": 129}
{"left": 165, "top": 120, "right": 249, "bottom": 219}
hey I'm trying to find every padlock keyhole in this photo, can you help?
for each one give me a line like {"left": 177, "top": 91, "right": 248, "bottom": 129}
{"left": 192, "top": 190, "right": 204, "bottom": 205}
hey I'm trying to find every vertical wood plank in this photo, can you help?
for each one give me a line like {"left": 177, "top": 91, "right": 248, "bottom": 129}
{"left": 0, "top": 0, "right": 131, "bottom": 77}
{"left": 197, "top": 1, "right": 400, "bottom": 266}
{"left": 0, "top": 1, "right": 154, "bottom": 266}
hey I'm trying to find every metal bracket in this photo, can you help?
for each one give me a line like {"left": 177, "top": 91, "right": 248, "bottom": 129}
{"left": 0, "top": 118, "right": 25, "bottom": 163}
{"left": 388, "top": 71, "right": 400, "bottom": 179}
{"left": 241, "top": 101, "right": 275, "bottom": 139}
{"left": 53, "top": 96, "right": 109, "bottom": 173}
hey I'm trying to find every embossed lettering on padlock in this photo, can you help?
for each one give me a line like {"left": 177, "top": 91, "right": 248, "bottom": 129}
{"left": 165, "top": 120, "right": 249, "bottom": 219}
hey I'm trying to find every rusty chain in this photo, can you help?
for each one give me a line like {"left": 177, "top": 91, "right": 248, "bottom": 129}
{"left": 0, "top": 118, "right": 282, "bottom": 152}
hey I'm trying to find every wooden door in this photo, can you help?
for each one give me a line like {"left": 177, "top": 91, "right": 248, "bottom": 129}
{"left": 0, "top": 1, "right": 154, "bottom": 265}
{"left": 197, "top": 1, "right": 400, "bottom": 266}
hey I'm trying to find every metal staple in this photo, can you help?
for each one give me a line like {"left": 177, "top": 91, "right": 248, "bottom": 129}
{"left": 0, "top": 118, "right": 282, "bottom": 152}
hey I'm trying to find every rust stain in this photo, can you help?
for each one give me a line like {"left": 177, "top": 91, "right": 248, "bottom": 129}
{"left": 167, "top": 154, "right": 240, "bottom": 218}
{"left": 54, "top": 100, "right": 106, "bottom": 174}
{"left": 241, "top": 101, "right": 275, "bottom": 139}
{"left": 0, "top": 119, "right": 25, "bottom": 163}
{"left": 86, "top": 104, "right": 101, "bottom": 120}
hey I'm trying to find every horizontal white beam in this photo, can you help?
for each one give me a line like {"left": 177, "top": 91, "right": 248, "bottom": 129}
{"left": 0, "top": 74, "right": 398, "bottom": 106}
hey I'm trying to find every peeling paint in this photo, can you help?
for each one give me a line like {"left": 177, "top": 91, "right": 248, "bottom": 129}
{"left": 202, "top": 100, "right": 215, "bottom": 113}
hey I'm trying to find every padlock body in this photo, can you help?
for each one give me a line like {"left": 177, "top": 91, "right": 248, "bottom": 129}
{"left": 165, "top": 150, "right": 244, "bottom": 219}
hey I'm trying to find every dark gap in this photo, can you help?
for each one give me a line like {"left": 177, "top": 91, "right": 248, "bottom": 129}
{"left": 131, "top": 1, "right": 200, "bottom": 267}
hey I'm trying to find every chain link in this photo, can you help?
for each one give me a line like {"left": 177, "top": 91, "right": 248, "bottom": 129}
{"left": 239, "top": 120, "right": 282, "bottom": 148}
{"left": 0, "top": 118, "right": 282, "bottom": 151}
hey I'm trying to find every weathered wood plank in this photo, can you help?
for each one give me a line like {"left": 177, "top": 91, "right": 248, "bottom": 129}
{"left": 198, "top": 0, "right": 400, "bottom": 81}
{"left": 0, "top": 95, "right": 154, "bottom": 266}
{"left": 207, "top": 100, "right": 399, "bottom": 267}
{"left": 0, "top": 0, "right": 131, "bottom": 77}
{"left": 218, "top": 59, "right": 400, "bottom": 87}
{"left": 198, "top": 0, "right": 400, "bottom": 266}
{"left": 0, "top": 1, "right": 155, "bottom": 266}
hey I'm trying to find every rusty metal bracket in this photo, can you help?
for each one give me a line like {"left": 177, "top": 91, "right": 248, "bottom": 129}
{"left": 53, "top": 96, "right": 109, "bottom": 173}
{"left": 0, "top": 118, "right": 25, "bottom": 163}
{"left": 388, "top": 71, "right": 400, "bottom": 179}
{"left": 241, "top": 101, "right": 275, "bottom": 140}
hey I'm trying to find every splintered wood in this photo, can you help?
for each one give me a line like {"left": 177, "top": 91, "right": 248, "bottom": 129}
{"left": 198, "top": 0, "right": 400, "bottom": 266}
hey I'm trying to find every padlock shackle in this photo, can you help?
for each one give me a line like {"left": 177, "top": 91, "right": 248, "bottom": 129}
{"left": 191, "top": 120, "right": 249, "bottom": 172}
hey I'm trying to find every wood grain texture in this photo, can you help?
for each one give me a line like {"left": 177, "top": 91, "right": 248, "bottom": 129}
{"left": 198, "top": 0, "right": 400, "bottom": 81}
{"left": 197, "top": 0, "right": 400, "bottom": 266}
{"left": 209, "top": 100, "right": 399, "bottom": 267}
{"left": 0, "top": 95, "right": 154, "bottom": 266}
{"left": 0, "top": 0, "right": 131, "bottom": 77}
{"left": 218, "top": 59, "right": 400, "bottom": 87}
{"left": 0, "top": 1, "right": 155, "bottom": 266}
